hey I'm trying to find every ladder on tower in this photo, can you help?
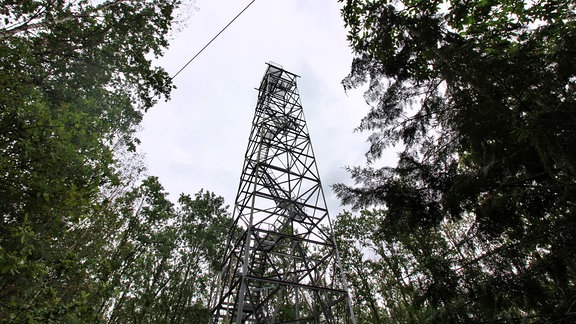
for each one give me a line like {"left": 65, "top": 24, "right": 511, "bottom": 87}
{"left": 240, "top": 111, "right": 309, "bottom": 323}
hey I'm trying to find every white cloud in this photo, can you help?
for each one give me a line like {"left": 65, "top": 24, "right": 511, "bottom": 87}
{"left": 139, "top": 0, "right": 383, "bottom": 215}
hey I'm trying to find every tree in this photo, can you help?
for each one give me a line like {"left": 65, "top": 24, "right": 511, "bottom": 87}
{"left": 336, "top": 0, "right": 576, "bottom": 321}
{"left": 103, "top": 179, "right": 231, "bottom": 323}
{"left": 0, "top": 1, "right": 190, "bottom": 321}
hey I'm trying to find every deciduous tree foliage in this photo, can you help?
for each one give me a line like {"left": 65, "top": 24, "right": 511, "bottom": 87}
{"left": 102, "top": 180, "right": 231, "bottom": 323}
{"left": 0, "top": 1, "right": 233, "bottom": 322}
{"left": 336, "top": 0, "right": 576, "bottom": 321}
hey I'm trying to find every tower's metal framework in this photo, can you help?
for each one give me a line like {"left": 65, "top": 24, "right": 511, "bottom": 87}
{"left": 210, "top": 63, "right": 355, "bottom": 323}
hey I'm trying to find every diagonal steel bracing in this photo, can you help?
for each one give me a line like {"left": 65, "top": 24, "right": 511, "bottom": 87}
{"left": 210, "top": 63, "right": 355, "bottom": 324}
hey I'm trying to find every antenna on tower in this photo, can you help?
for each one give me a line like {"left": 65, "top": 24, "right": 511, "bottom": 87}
{"left": 210, "top": 63, "right": 355, "bottom": 323}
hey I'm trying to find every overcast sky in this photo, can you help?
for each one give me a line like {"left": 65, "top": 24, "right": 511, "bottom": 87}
{"left": 138, "top": 0, "right": 392, "bottom": 214}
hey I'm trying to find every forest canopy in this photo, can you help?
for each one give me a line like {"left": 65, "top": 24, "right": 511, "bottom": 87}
{"left": 2, "top": 0, "right": 575, "bottom": 322}
{"left": 335, "top": 0, "right": 576, "bottom": 322}
{"left": 0, "top": 1, "right": 228, "bottom": 322}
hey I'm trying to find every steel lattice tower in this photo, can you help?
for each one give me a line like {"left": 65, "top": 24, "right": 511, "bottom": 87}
{"left": 210, "top": 63, "right": 355, "bottom": 324}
